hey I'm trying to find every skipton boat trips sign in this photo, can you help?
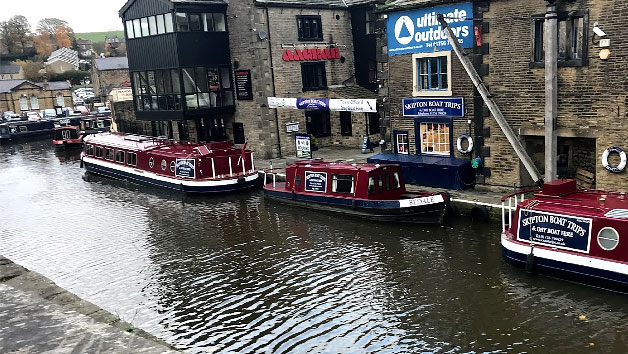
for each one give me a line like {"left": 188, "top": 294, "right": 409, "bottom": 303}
{"left": 517, "top": 210, "right": 593, "bottom": 253}
{"left": 387, "top": 3, "right": 473, "bottom": 56}
{"left": 175, "top": 159, "right": 196, "bottom": 179}
{"left": 305, "top": 171, "right": 327, "bottom": 193}
{"left": 403, "top": 98, "right": 464, "bottom": 117}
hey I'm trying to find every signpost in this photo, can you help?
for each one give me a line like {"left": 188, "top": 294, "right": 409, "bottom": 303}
{"left": 296, "top": 134, "right": 312, "bottom": 159}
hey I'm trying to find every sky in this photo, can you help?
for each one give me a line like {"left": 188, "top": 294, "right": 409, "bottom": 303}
{"left": 0, "top": 0, "right": 128, "bottom": 33}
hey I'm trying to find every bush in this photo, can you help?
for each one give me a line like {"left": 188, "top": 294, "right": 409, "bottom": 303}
{"left": 49, "top": 70, "right": 90, "bottom": 85}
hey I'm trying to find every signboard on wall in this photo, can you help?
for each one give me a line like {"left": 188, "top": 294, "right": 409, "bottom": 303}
{"left": 296, "top": 134, "right": 312, "bottom": 159}
{"left": 329, "top": 99, "right": 377, "bottom": 113}
{"left": 517, "top": 210, "right": 592, "bottom": 253}
{"left": 286, "top": 122, "right": 300, "bottom": 133}
{"left": 387, "top": 3, "right": 473, "bottom": 56}
{"left": 235, "top": 70, "right": 253, "bottom": 100}
{"left": 282, "top": 48, "right": 341, "bottom": 61}
{"left": 305, "top": 171, "right": 327, "bottom": 193}
{"left": 403, "top": 97, "right": 464, "bottom": 117}
{"left": 268, "top": 97, "right": 377, "bottom": 113}
{"left": 297, "top": 98, "right": 330, "bottom": 111}
{"left": 175, "top": 159, "right": 196, "bottom": 179}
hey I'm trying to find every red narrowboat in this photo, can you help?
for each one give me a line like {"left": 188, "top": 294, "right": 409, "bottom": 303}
{"left": 502, "top": 179, "right": 628, "bottom": 292}
{"left": 53, "top": 126, "right": 83, "bottom": 150}
{"left": 81, "top": 133, "right": 260, "bottom": 193}
{"left": 263, "top": 160, "right": 450, "bottom": 224}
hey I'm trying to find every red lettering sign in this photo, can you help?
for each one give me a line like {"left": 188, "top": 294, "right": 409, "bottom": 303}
{"left": 282, "top": 48, "right": 341, "bottom": 62}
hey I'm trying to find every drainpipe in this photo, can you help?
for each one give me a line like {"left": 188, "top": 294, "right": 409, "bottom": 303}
{"left": 265, "top": 7, "right": 283, "bottom": 158}
{"left": 544, "top": 0, "right": 558, "bottom": 182}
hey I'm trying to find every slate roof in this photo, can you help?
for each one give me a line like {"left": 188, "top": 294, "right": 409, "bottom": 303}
{"left": 93, "top": 57, "right": 129, "bottom": 71}
{"left": 378, "top": 0, "right": 459, "bottom": 12}
{"left": 45, "top": 47, "right": 79, "bottom": 67}
{"left": 119, "top": 0, "right": 227, "bottom": 16}
{"left": 0, "top": 80, "right": 71, "bottom": 93}
{"left": 0, "top": 65, "right": 21, "bottom": 75}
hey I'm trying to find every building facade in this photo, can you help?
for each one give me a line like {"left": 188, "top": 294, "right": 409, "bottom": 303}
{"left": 0, "top": 80, "right": 72, "bottom": 114}
{"left": 76, "top": 39, "right": 95, "bottom": 58}
{"left": 0, "top": 65, "right": 25, "bottom": 81}
{"left": 91, "top": 57, "right": 131, "bottom": 98}
{"left": 45, "top": 47, "right": 80, "bottom": 74}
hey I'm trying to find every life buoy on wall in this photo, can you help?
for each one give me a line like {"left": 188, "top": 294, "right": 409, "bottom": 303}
{"left": 602, "top": 147, "right": 627, "bottom": 173}
{"left": 457, "top": 134, "right": 474, "bottom": 154}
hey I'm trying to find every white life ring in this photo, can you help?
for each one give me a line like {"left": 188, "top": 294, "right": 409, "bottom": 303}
{"left": 602, "top": 147, "right": 627, "bottom": 173}
{"left": 457, "top": 134, "right": 474, "bottom": 154}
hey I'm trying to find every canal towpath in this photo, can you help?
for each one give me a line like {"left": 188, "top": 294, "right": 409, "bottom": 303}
{"left": 0, "top": 255, "right": 179, "bottom": 353}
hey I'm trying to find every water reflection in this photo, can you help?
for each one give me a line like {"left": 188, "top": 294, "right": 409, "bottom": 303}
{"left": 1, "top": 140, "right": 628, "bottom": 353}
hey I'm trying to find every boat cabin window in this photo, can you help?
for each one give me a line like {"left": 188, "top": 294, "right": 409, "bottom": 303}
{"left": 332, "top": 174, "right": 354, "bottom": 194}
{"left": 385, "top": 174, "right": 391, "bottom": 191}
{"left": 368, "top": 176, "right": 376, "bottom": 194}
{"left": 393, "top": 172, "right": 401, "bottom": 189}
{"left": 86, "top": 145, "right": 94, "bottom": 156}
{"left": 128, "top": 153, "right": 137, "bottom": 166}
{"left": 95, "top": 146, "right": 103, "bottom": 158}
{"left": 295, "top": 174, "right": 302, "bottom": 186}
{"left": 115, "top": 150, "right": 125, "bottom": 163}
{"left": 105, "top": 148, "right": 114, "bottom": 161}
{"left": 170, "top": 161, "right": 176, "bottom": 172}
{"left": 378, "top": 175, "right": 383, "bottom": 192}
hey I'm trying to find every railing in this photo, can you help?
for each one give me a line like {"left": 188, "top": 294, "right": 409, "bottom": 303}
{"left": 501, "top": 188, "right": 541, "bottom": 233}
{"left": 262, "top": 162, "right": 279, "bottom": 189}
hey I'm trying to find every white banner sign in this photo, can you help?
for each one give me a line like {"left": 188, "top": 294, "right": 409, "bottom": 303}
{"left": 268, "top": 97, "right": 377, "bottom": 113}
{"left": 268, "top": 97, "right": 297, "bottom": 109}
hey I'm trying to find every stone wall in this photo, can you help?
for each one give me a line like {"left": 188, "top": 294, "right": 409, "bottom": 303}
{"left": 92, "top": 69, "right": 131, "bottom": 96}
{"left": 112, "top": 101, "right": 152, "bottom": 135}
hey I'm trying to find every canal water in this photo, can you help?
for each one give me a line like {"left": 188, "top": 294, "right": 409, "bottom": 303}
{"left": 1, "top": 140, "right": 628, "bottom": 353}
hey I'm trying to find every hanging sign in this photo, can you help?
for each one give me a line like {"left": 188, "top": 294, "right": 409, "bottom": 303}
{"left": 297, "top": 98, "right": 329, "bottom": 111}
{"left": 403, "top": 97, "right": 464, "bottom": 117}
{"left": 517, "top": 210, "right": 592, "bottom": 253}
{"left": 268, "top": 97, "right": 297, "bottom": 109}
{"left": 387, "top": 3, "right": 473, "bottom": 56}
{"left": 235, "top": 70, "right": 253, "bottom": 100}
{"left": 286, "top": 122, "right": 300, "bottom": 133}
{"left": 329, "top": 99, "right": 377, "bottom": 113}
{"left": 305, "top": 171, "right": 327, "bottom": 192}
{"left": 282, "top": 48, "right": 341, "bottom": 61}
{"left": 175, "top": 159, "right": 196, "bottom": 179}
{"left": 296, "top": 133, "right": 312, "bottom": 159}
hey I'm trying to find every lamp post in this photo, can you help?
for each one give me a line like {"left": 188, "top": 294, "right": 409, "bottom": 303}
{"left": 544, "top": 0, "right": 558, "bottom": 182}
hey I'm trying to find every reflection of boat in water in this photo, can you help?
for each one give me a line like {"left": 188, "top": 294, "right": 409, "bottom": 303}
{"left": 263, "top": 160, "right": 450, "bottom": 224}
{"left": 53, "top": 126, "right": 83, "bottom": 150}
{"left": 81, "top": 132, "right": 260, "bottom": 193}
{"left": 501, "top": 179, "right": 628, "bottom": 292}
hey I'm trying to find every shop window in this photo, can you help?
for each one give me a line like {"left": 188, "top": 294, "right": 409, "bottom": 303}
{"left": 365, "top": 10, "right": 376, "bottom": 35}
{"left": 395, "top": 131, "right": 409, "bottom": 155}
{"left": 332, "top": 174, "right": 355, "bottom": 194}
{"left": 420, "top": 122, "right": 451, "bottom": 156}
{"left": 297, "top": 16, "right": 322, "bottom": 41}
{"left": 412, "top": 52, "right": 452, "bottom": 97}
{"left": 128, "top": 153, "right": 137, "bottom": 166}
{"left": 340, "top": 112, "right": 352, "bottom": 136}
{"left": 176, "top": 12, "right": 189, "bottom": 32}
{"left": 368, "top": 176, "right": 376, "bottom": 194}
{"left": 532, "top": 12, "right": 587, "bottom": 66}
{"left": 301, "top": 62, "right": 327, "bottom": 91}
{"left": 115, "top": 150, "right": 125, "bottom": 163}
{"left": 367, "top": 113, "right": 380, "bottom": 135}
{"left": 306, "top": 111, "right": 331, "bottom": 138}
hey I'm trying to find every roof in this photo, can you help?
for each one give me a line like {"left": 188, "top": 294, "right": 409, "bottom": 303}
{"left": 93, "top": 57, "right": 129, "bottom": 71}
{"left": 76, "top": 39, "right": 93, "bottom": 45}
{"left": 119, "top": 0, "right": 227, "bottom": 16}
{"left": 255, "top": 0, "right": 349, "bottom": 7}
{"left": 292, "top": 159, "right": 399, "bottom": 173}
{"left": 45, "top": 81, "right": 72, "bottom": 90}
{"left": 45, "top": 47, "right": 79, "bottom": 67}
{"left": 0, "top": 80, "right": 71, "bottom": 93}
{"left": 378, "top": 0, "right": 459, "bottom": 12}
{"left": 0, "top": 65, "right": 21, "bottom": 74}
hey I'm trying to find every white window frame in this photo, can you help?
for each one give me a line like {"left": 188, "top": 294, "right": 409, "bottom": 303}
{"left": 30, "top": 95, "right": 39, "bottom": 110}
{"left": 419, "top": 122, "right": 451, "bottom": 156}
{"left": 412, "top": 51, "right": 452, "bottom": 97}
{"left": 56, "top": 93, "right": 64, "bottom": 107}
{"left": 396, "top": 132, "right": 409, "bottom": 155}
{"left": 19, "top": 96, "right": 28, "bottom": 111}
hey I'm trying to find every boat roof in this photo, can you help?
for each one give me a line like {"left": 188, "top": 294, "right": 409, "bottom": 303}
{"left": 291, "top": 160, "right": 400, "bottom": 173}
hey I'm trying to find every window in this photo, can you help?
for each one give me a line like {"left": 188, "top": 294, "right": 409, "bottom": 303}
{"left": 368, "top": 113, "right": 380, "bottom": 135}
{"left": 165, "top": 13, "right": 174, "bottom": 33}
{"left": 128, "top": 152, "right": 137, "bottom": 166}
{"left": 213, "top": 13, "right": 226, "bottom": 31}
{"left": 393, "top": 172, "right": 401, "bottom": 189}
{"left": 148, "top": 16, "right": 157, "bottom": 35}
{"left": 385, "top": 173, "right": 391, "bottom": 191}
{"left": 189, "top": 14, "right": 201, "bottom": 31}
{"left": 297, "top": 16, "right": 322, "bottom": 41}
{"left": 140, "top": 17, "right": 149, "bottom": 37}
{"left": 156, "top": 15, "right": 165, "bottom": 34}
{"left": 19, "top": 96, "right": 28, "bottom": 111}
{"left": 133, "top": 19, "right": 141, "bottom": 38}
{"left": 105, "top": 148, "right": 114, "bottom": 161}
{"left": 301, "top": 62, "right": 327, "bottom": 91}
{"left": 203, "top": 13, "right": 214, "bottom": 31}
{"left": 133, "top": 69, "right": 182, "bottom": 111}
{"left": 395, "top": 131, "right": 409, "bottom": 154}
{"left": 56, "top": 93, "right": 63, "bottom": 107}
{"left": 420, "top": 122, "right": 451, "bottom": 155}
{"left": 30, "top": 95, "right": 39, "bottom": 110}
{"left": 332, "top": 174, "right": 355, "bottom": 194}
{"left": 365, "top": 10, "right": 375, "bottom": 35}
{"left": 368, "top": 176, "right": 376, "bottom": 194}
{"left": 176, "top": 13, "right": 189, "bottom": 31}
{"left": 126, "top": 21, "right": 134, "bottom": 39}
{"left": 412, "top": 52, "right": 452, "bottom": 96}
{"left": 532, "top": 13, "right": 587, "bottom": 66}
{"left": 86, "top": 145, "right": 94, "bottom": 156}
{"left": 295, "top": 174, "right": 302, "bottom": 186}
{"left": 340, "top": 111, "right": 352, "bottom": 136}
{"left": 95, "top": 146, "right": 103, "bottom": 158}
{"left": 378, "top": 174, "right": 383, "bottom": 192}
{"left": 368, "top": 60, "right": 377, "bottom": 84}
{"left": 115, "top": 150, "right": 125, "bottom": 163}
{"left": 306, "top": 111, "right": 331, "bottom": 138}
{"left": 598, "top": 227, "right": 619, "bottom": 251}
{"left": 180, "top": 66, "right": 234, "bottom": 109}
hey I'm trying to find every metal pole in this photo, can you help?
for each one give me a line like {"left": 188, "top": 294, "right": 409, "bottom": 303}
{"left": 437, "top": 15, "right": 544, "bottom": 186}
{"left": 544, "top": 0, "right": 558, "bottom": 182}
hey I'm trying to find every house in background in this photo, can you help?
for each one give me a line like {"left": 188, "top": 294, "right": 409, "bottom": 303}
{"left": 105, "top": 37, "right": 127, "bottom": 57}
{"left": 0, "top": 65, "right": 25, "bottom": 80}
{"left": 91, "top": 57, "right": 130, "bottom": 98}
{"left": 0, "top": 80, "right": 72, "bottom": 114}
{"left": 45, "top": 48, "right": 80, "bottom": 74}
{"left": 76, "top": 39, "right": 95, "bottom": 58}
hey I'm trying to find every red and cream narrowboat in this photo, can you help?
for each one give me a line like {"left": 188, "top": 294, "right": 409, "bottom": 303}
{"left": 501, "top": 179, "right": 628, "bottom": 292}
{"left": 263, "top": 160, "right": 450, "bottom": 224}
{"left": 81, "top": 133, "right": 260, "bottom": 193}
{"left": 53, "top": 126, "right": 83, "bottom": 150}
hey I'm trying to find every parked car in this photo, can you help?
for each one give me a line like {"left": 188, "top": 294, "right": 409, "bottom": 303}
{"left": 40, "top": 109, "right": 57, "bottom": 119}
{"left": 25, "top": 111, "right": 41, "bottom": 121}
{"left": 2, "top": 111, "right": 21, "bottom": 121}
{"left": 75, "top": 106, "right": 89, "bottom": 115}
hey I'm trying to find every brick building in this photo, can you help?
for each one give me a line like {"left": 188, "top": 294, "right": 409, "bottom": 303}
{"left": 377, "top": 0, "right": 627, "bottom": 190}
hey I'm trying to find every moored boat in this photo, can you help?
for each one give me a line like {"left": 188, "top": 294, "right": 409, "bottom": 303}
{"left": 53, "top": 126, "right": 83, "bottom": 150}
{"left": 81, "top": 132, "right": 260, "bottom": 193}
{"left": 0, "top": 117, "right": 81, "bottom": 144}
{"left": 501, "top": 179, "right": 628, "bottom": 292}
{"left": 263, "top": 160, "right": 450, "bottom": 224}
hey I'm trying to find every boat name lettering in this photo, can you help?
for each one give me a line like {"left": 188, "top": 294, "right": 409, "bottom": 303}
{"left": 399, "top": 194, "right": 445, "bottom": 208}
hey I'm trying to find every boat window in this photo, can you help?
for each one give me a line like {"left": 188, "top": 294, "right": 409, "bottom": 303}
{"left": 149, "top": 157, "right": 155, "bottom": 168}
{"left": 170, "top": 161, "right": 176, "bottom": 172}
{"left": 385, "top": 173, "right": 391, "bottom": 191}
{"left": 393, "top": 172, "right": 401, "bottom": 189}
{"left": 127, "top": 152, "right": 137, "bottom": 166}
{"left": 598, "top": 227, "right": 619, "bottom": 251}
{"left": 95, "top": 146, "right": 103, "bottom": 158}
{"left": 295, "top": 174, "right": 302, "bottom": 186}
{"left": 332, "top": 174, "right": 354, "bottom": 194}
{"left": 161, "top": 159, "right": 167, "bottom": 170}
{"left": 368, "top": 176, "right": 376, "bottom": 194}
{"left": 115, "top": 150, "right": 125, "bottom": 163}
{"left": 86, "top": 145, "right": 94, "bottom": 156}
{"left": 105, "top": 148, "right": 114, "bottom": 161}
{"left": 378, "top": 174, "right": 383, "bottom": 192}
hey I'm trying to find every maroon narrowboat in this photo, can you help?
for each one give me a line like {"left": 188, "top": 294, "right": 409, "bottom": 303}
{"left": 502, "top": 179, "right": 628, "bottom": 292}
{"left": 53, "top": 126, "right": 83, "bottom": 150}
{"left": 263, "top": 160, "right": 450, "bottom": 224}
{"left": 81, "top": 132, "right": 260, "bottom": 193}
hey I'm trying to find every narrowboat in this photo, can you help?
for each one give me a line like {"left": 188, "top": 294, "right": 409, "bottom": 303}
{"left": 81, "top": 132, "right": 260, "bottom": 193}
{"left": 79, "top": 117, "right": 112, "bottom": 135}
{"left": 0, "top": 117, "right": 81, "bottom": 144}
{"left": 501, "top": 179, "right": 628, "bottom": 292}
{"left": 263, "top": 160, "right": 450, "bottom": 224}
{"left": 53, "top": 126, "right": 83, "bottom": 150}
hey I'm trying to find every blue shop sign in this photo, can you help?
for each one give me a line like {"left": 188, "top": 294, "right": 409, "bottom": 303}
{"left": 305, "top": 171, "right": 327, "bottom": 193}
{"left": 297, "top": 98, "right": 330, "bottom": 110}
{"left": 387, "top": 3, "right": 473, "bottom": 56}
{"left": 403, "top": 97, "right": 464, "bottom": 117}
{"left": 517, "top": 210, "right": 592, "bottom": 253}
{"left": 175, "top": 158, "right": 196, "bottom": 179}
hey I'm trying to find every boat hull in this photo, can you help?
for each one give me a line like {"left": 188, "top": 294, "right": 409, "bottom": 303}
{"left": 264, "top": 188, "right": 448, "bottom": 224}
{"left": 502, "top": 234, "right": 628, "bottom": 293}
{"left": 83, "top": 157, "right": 260, "bottom": 194}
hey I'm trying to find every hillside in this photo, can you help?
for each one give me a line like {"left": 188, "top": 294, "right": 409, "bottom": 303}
{"left": 75, "top": 31, "right": 125, "bottom": 43}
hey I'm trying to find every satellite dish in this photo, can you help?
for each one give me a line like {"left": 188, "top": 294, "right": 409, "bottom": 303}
{"left": 258, "top": 31, "right": 268, "bottom": 40}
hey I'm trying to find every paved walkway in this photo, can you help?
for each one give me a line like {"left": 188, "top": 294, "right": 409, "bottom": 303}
{"left": 0, "top": 256, "right": 178, "bottom": 354}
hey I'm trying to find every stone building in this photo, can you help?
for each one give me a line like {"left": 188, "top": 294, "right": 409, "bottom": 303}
{"left": 0, "top": 65, "right": 25, "bottom": 81}
{"left": 76, "top": 39, "right": 95, "bottom": 58}
{"left": 91, "top": 57, "right": 131, "bottom": 99}
{"left": 45, "top": 48, "right": 80, "bottom": 74}
{"left": 0, "top": 80, "right": 72, "bottom": 114}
